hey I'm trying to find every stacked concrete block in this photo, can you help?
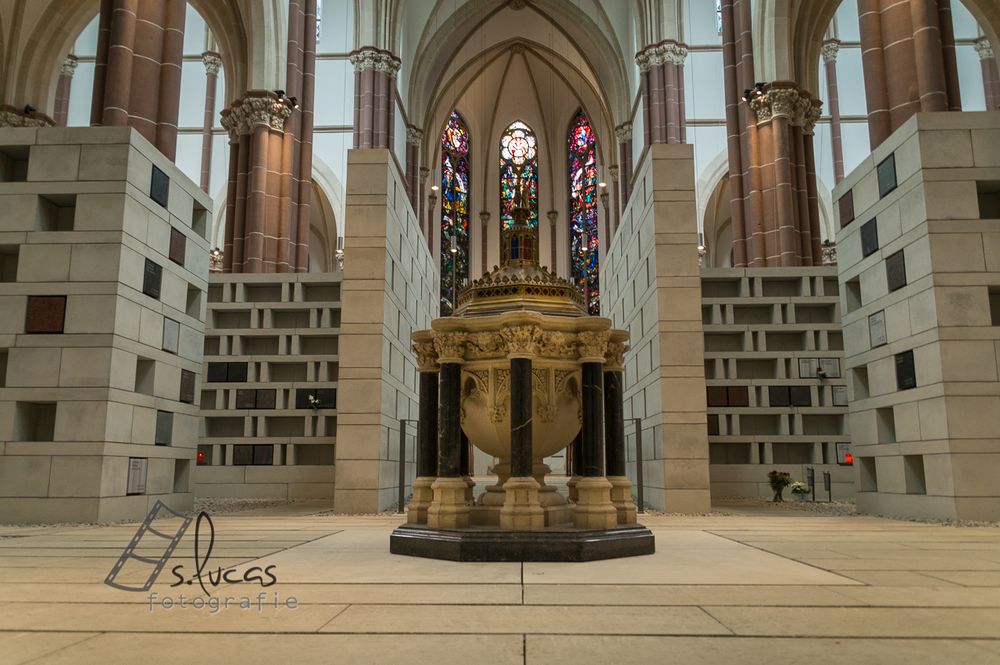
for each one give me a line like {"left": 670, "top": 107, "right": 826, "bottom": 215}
{"left": 701, "top": 267, "right": 853, "bottom": 500}
{"left": 195, "top": 273, "right": 341, "bottom": 499}
{"left": 0, "top": 126, "right": 210, "bottom": 523}
{"left": 335, "top": 149, "right": 438, "bottom": 513}
{"left": 600, "top": 144, "right": 711, "bottom": 513}
{"left": 836, "top": 112, "right": 1000, "bottom": 521}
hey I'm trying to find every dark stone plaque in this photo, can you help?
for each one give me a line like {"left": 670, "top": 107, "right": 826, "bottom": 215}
{"left": 727, "top": 385, "right": 749, "bottom": 407}
{"left": 769, "top": 386, "right": 790, "bottom": 407}
{"left": 252, "top": 444, "right": 273, "bottom": 465}
{"left": 232, "top": 445, "right": 253, "bottom": 465}
{"left": 235, "top": 389, "right": 257, "bottom": 409}
{"left": 886, "top": 250, "right": 907, "bottom": 292}
{"left": 895, "top": 349, "right": 916, "bottom": 390}
{"left": 226, "top": 362, "right": 248, "bottom": 382}
{"left": 706, "top": 386, "right": 728, "bottom": 407}
{"left": 790, "top": 385, "right": 812, "bottom": 407}
{"left": 154, "top": 410, "right": 173, "bottom": 445}
{"left": 25, "top": 295, "right": 66, "bottom": 334}
{"left": 861, "top": 218, "right": 879, "bottom": 257}
{"left": 255, "top": 389, "right": 276, "bottom": 409}
{"left": 169, "top": 227, "right": 186, "bottom": 266}
{"left": 877, "top": 153, "right": 897, "bottom": 198}
{"left": 839, "top": 189, "right": 855, "bottom": 228}
{"left": 707, "top": 414, "right": 720, "bottom": 436}
{"left": 142, "top": 259, "right": 162, "bottom": 299}
{"left": 206, "top": 362, "right": 228, "bottom": 382}
{"left": 179, "top": 369, "right": 196, "bottom": 404}
{"left": 150, "top": 165, "right": 169, "bottom": 208}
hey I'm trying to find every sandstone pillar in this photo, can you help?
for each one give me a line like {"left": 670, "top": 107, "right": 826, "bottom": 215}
{"left": 53, "top": 56, "right": 78, "bottom": 127}
{"left": 199, "top": 52, "right": 222, "bottom": 193}
{"left": 822, "top": 40, "right": 846, "bottom": 183}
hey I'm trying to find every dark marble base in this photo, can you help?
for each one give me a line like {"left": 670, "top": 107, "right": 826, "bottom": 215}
{"left": 389, "top": 524, "right": 655, "bottom": 562}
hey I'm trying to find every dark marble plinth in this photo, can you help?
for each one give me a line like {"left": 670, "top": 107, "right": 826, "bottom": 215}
{"left": 389, "top": 524, "right": 655, "bottom": 562}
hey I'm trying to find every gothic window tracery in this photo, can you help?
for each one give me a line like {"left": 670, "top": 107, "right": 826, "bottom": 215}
{"left": 441, "top": 110, "right": 470, "bottom": 315}
{"left": 568, "top": 110, "right": 599, "bottom": 314}
{"left": 500, "top": 120, "right": 539, "bottom": 235}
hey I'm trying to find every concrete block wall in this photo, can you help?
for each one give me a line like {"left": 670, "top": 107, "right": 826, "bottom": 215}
{"left": 600, "top": 144, "right": 711, "bottom": 513}
{"left": 194, "top": 273, "right": 341, "bottom": 499}
{"left": 836, "top": 112, "right": 1000, "bottom": 521}
{"left": 701, "top": 267, "right": 854, "bottom": 500}
{"left": 0, "top": 126, "right": 210, "bottom": 523}
{"left": 335, "top": 149, "right": 438, "bottom": 513}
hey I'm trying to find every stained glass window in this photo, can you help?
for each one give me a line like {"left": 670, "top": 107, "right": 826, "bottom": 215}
{"left": 568, "top": 111, "right": 599, "bottom": 314}
{"left": 441, "top": 111, "right": 470, "bottom": 315}
{"left": 716, "top": 0, "right": 723, "bottom": 34}
{"left": 500, "top": 121, "right": 538, "bottom": 236}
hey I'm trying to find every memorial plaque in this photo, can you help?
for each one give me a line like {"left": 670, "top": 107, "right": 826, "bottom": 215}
{"left": 162, "top": 317, "right": 180, "bottom": 354}
{"left": 235, "top": 389, "right": 257, "bottom": 409}
{"left": 819, "top": 358, "right": 841, "bottom": 378}
{"left": 706, "top": 386, "right": 728, "bottom": 407}
{"left": 232, "top": 445, "right": 253, "bottom": 465}
{"left": 727, "top": 386, "right": 749, "bottom": 407}
{"left": 207, "top": 362, "right": 228, "bottom": 382}
{"left": 836, "top": 442, "right": 853, "bottom": 465}
{"left": 869, "top": 310, "right": 887, "bottom": 347}
{"left": 768, "top": 386, "right": 790, "bottom": 407}
{"left": 707, "top": 414, "right": 720, "bottom": 436}
{"left": 169, "top": 227, "right": 186, "bottom": 266}
{"left": 227, "top": 362, "right": 248, "bottom": 382}
{"left": 832, "top": 385, "right": 849, "bottom": 406}
{"left": 252, "top": 445, "right": 274, "bottom": 465}
{"left": 154, "top": 410, "right": 173, "bottom": 445}
{"left": 150, "top": 165, "right": 169, "bottom": 208}
{"left": 126, "top": 458, "right": 148, "bottom": 495}
{"left": 25, "top": 295, "right": 66, "bottom": 333}
{"left": 143, "top": 259, "right": 162, "bottom": 299}
{"left": 886, "top": 250, "right": 906, "bottom": 292}
{"left": 790, "top": 385, "right": 812, "bottom": 407}
{"left": 895, "top": 349, "right": 916, "bottom": 390}
{"left": 798, "top": 358, "right": 818, "bottom": 378}
{"left": 839, "top": 189, "right": 855, "bottom": 227}
{"left": 861, "top": 218, "right": 879, "bottom": 257}
{"left": 179, "top": 369, "right": 196, "bottom": 404}
{"left": 877, "top": 153, "right": 897, "bottom": 198}
{"left": 255, "top": 389, "right": 277, "bottom": 409}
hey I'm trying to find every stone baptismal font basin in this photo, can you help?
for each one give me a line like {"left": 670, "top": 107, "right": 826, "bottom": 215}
{"left": 390, "top": 187, "right": 654, "bottom": 561}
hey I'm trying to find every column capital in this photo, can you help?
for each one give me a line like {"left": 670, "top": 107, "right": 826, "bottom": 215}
{"left": 821, "top": 40, "right": 841, "bottom": 63}
{"left": 60, "top": 55, "right": 79, "bottom": 77}
{"left": 604, "top": 340, "right": 628, "bottom": 372}
{"left": 220, "top": 91, "right": 292, "bottom": 139}
{"left": 577, "top": 330, "right": 610, "bottom": 363}
{"left": 608, "top": 165, "right": 620, "bottom": 181}
{"left": 202, "top": 51, "right": 223, "bottom": 75}
{"left": 419, "top": 166, "right": 431, "bottom": 182}
{"left": 406, "top": 126, "right": 424, "bottom": 145}
{"left": 433, "top": 331, "right": 467, "bottom": 364}
{"left": 349, "top": 46, "right": 401, "bottom": 77}
{"left": 975, "top": 38, "right": 995, "bottom": 61}
{"left": 480, "top": 211, "right": 491, "bottom": 225}
{"left": 413, "top": 340, "right": 439, "bottom": 371}
{"left": 546, "top": 210, "right": 557, "bottom": 226}
{"left": 615, "top": 122, "right": 632, "bottom": 142}
{"left": 501, "top": 324, "right": 540, "bottom": 359}
{"left": 662, "top": 42, "right": 688, "bottom": 65}
{"left": 748, "top": 82, "right": 823, "bottom": 133}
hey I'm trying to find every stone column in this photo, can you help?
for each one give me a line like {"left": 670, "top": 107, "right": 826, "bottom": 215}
{"left": 937, "top": 0, "right": 962, "bottom": 112}
{"left": 857, "top": 0, "right": 892, "bottom": 149}
{"left": 663, "top": 42, "right": 688, "bottom": 144}
{"left": 349, "top": 47, "right": 400, "bottom": 149}
{"left": 567, "top": 431, "right": 583, "bottom": 502}
{"left": 405, "top": 127, "right": 423, "bottom": 213}
{"left": 822, "top": 40, "right": 846, "bottom": 184}
{"left": 976, "top": 38, "right": 1000, "bottom": 110}
{"left": 615, "top": 123, "right": 632, "bottom": 206}
{"left": 53, "top": 56, "right": 78, "bottom": 127}
{"left": 480, "top": 211, "right": 491, "bottom": 275}
{"left": 574, "top": 331, "right": 618, "bottom": 529}
{"left": 674, "top": 44, "right": 688, "bottom": 143}
{"left": 636, "top": 49, "right": 655, "bottom": 145}
{"left": 419, "top": 167, "right": 430, "bottom": 246}
{"left": 911, "top": 0, "right": 950, "bottom": 113}
{"left": 427, "top": 332, "right": 470, "bottom": 528}
{"left": 199, "top": 52, "right": 222, "bottom": 193}
{"left": 721, "top": 0, "right": 748, "bottom": 267}
{"left": 546, "top": 210, "right": 558, "bottom": 273}
{"left": 608, "top": 166, "right": 620, "bottom": 237}
{"left": 499, "top": 325, "right": 544, "bottom": 530}
{"left": 292, "top": 0, "right": 318, "bottom": 272}
{"left": 407, "top": 337, "right": 438, "bottom": 524}
{"left": 604, "top": 338, "right": 637, "bottom": 524}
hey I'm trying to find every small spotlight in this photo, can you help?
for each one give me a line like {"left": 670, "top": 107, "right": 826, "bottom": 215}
{"left": 598, "top": 181, "right": 607, "bottom": 188}
{"left": 430, "top": 184, "right": 440, "bottom": 191}
{"left": 288, "top": 96, "right": 299, "bottom": 109}
{"left": 450, "top": 245, "right": 458, "bottom": 254}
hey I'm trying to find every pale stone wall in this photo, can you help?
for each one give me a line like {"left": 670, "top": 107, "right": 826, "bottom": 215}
{"left": 836, "top": 111, "right": 1000, "bottom": 521}
{"left": 702, "top": 267, "right": 854, "bottom": 500}
{"left": 600, "top": 144, "right": 710, "bottom": 513}
{"left": 0, "top": 126, "right": 210, "bottom": 523}
{"left": 335, "top": 149, "right": 438, "bottom": 513}
{"left": 194, "top": 273, "right": 341, "bottom": 499}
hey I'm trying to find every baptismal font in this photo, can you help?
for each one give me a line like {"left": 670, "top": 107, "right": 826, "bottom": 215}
{"left": 390, "top": 181, "right": 654, "bottom": 561}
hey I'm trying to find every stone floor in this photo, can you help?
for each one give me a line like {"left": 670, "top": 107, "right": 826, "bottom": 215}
{"left": 1, "top": 502, "right": 999, "bottom": 664}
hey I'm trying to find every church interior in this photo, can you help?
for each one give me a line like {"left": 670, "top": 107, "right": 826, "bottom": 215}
{"left": 1, "top": 0, "right": 1000, "bottom": 662}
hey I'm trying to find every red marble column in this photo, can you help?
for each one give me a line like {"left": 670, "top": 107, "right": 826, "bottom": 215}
{"left": 154, "top": 0, "right": 186, "bottom": 161}
{"left": 937, "top": 0, "right": 963, "bottom": 111}
{"left": 350, "top": 47, "right": 400, "bottom": 150}
{"left": 662, "top": 46, "right": 679, "bottom": 144}
{"left": 199, "top": 52, "right": 222, "bottom": 193}
{"left": 293, "top": 0, "right": 317, "bottom": 272}
{"left": 822, "top": 40, "right": 846, "bottom": 184}
{"left": 675, "top": 44, "right": 689, "bottom": 143}
{"left": 720, "top": 0, "right": 748, "bottom": 266}
{"left": 857, "top": 0, "right": 892, "bottom": 149}
{"left": 976, "top": 38, "right": 1000, "bottom": 110}
{"left": 53, "top": 56, "right": 78, "bottom": 127}
{"left": 910, "top": 0, "right": 950, "bottom": 113}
